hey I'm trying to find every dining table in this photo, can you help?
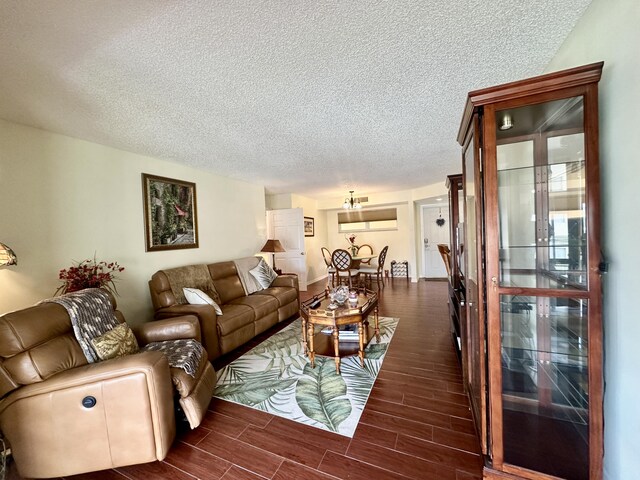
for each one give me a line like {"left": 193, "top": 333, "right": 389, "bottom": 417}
{"left": 350, "top": 253, "right": 376, "bottom": 269}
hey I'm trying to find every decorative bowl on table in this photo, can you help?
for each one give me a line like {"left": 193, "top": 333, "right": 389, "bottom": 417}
{"left": 330, "top": 286, "right": 349, "bottom": 306}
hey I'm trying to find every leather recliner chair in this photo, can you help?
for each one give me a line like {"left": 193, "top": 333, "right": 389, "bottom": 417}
{"left": 0, "top": 293, "right": 216, "bottom": 479}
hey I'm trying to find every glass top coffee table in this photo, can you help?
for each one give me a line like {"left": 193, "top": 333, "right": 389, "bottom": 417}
{"left": 300, "top": 288, "right": 379, "bottom": 375}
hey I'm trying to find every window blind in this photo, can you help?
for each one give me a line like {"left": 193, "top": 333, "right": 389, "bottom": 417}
{"left": 337, "top": 208, "right": 397, "bottom": 224}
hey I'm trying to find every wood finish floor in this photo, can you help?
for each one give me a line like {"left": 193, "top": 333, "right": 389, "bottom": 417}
{"left": 7, "top": 278, "right": 483, "bottom": 480}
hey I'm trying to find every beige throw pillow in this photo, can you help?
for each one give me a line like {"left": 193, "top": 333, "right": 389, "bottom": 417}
{"left": 183, "top": 287, "right": 223, "bottom": 315}
{"left": 91, "top": 323, "right": 139, "bottom": 361}
{"left": 249, "top": 259, "right": 279, "bottom": 289}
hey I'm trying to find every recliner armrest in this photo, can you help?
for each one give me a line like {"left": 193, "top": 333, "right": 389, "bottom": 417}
{"left": 133, "top": 315, "right": 201, "bottom": 345}
{"left": 271, "top": 273, "right": 299, "bottom": 290}
{"left": 154, "top": 304, "right": 220, "bottom": 360}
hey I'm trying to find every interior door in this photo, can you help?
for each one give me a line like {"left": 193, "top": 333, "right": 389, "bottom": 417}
{"left": 267, "top": 208, "right": 308, "bottom": 291}
{"left": 422, "top": 206, "right": 450, "bottom": 277}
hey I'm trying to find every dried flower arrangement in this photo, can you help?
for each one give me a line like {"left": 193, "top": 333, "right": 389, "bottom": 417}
{"left": 55, "top": 256, "right": 125, "bottom": 296}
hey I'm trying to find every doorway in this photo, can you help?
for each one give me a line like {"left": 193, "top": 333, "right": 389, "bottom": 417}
{"left": 421, "top": 205, "right": 450, "bottom": 278}
{"left": 266, "top": 208, "right": 308, "bottom": 291}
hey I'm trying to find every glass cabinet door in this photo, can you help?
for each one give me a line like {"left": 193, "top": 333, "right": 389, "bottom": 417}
{"left": 493, "top": 96, "right": 591, "bottom": 479}
{"left": 497, "top": 97, "right": 587, "bottom": 291}
{"left": 500, "top": 294, "right": 589, "bottom": 478}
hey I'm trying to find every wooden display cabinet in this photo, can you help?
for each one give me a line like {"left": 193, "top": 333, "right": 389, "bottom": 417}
{"left": 445, "top": 175, "right": 465, "bottom": 361}
{"left": 457, "top": 62, "right": 604, "bottom": 480}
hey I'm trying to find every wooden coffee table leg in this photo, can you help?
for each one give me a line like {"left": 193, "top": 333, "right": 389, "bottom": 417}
{"left": 358, "top": 321, "right": 365, "bottom": 367}
{"left": 301, "top": 317, "right": 308, "bottom": 355}
{"left": 374, "top": 305, "right": 381, "bottom": 343}
{"left": 363, "top": 317, "right": 369, "bottom": 344}
{"left": 332, "top": 327, "right": 341, "bottom": 374}
{"left": 308, "top": 321, "right": 315, "bottom": 368}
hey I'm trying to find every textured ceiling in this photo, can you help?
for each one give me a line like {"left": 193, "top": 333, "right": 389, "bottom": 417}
{"left": 0, "top": 0, "right": 592, "bottom": 199}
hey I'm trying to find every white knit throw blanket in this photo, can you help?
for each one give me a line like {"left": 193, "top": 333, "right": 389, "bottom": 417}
{"left": 47, "top": 289, "right": 203, "bottom": 377}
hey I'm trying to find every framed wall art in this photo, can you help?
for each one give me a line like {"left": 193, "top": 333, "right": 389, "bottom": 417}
{"left": 142, "top": 173, "right": 199, "bottom": 251}
{"left": 304, "top": 216, "right": 315, "bottom": 237}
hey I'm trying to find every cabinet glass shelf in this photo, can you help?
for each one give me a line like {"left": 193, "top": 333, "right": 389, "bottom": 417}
{"left": 500, "top": 271, "right": 588, "bottom": 290}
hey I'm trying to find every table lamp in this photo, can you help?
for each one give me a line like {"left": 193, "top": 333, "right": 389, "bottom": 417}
{"left": 0, "top": 242, "right": 17, "bottom": 266}
{"left": 260, "top": 239, "right": 285, "bottom": 270}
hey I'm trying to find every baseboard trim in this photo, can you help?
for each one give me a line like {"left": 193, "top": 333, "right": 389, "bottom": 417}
{"left": 308, "top": 274, "right": 329, "bottom": 285}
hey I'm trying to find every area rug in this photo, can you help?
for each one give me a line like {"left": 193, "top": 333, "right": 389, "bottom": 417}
{"left": 213, "top": 316, "right": 399, "bottom": 437}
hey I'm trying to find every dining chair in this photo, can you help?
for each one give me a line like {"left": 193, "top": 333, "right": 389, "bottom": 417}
{"left": 437, "top": 244, "right": 452, "bottom": 278}
{"left": 331, "top": 249, "right": 360, "bottom": 289}
{"left": 359, "top": 245, "right": 389, "bottom": 290}
{"left": 356, "top": 244, "right": 374, "bottom": 265}
{"left": 321, "top": 247, "right": 336, "bottom": 286}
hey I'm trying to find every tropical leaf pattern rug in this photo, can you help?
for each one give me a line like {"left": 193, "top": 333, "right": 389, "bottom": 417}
{"left": 214, "top": 316, "right": 399, "bottom": 437}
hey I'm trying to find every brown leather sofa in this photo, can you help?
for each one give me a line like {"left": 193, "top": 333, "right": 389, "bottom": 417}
{"left": 149, "top": 259, "right": 299, "bottom": 361}
{"left": 0, "top": 293, "right": 216, "bottom": 479}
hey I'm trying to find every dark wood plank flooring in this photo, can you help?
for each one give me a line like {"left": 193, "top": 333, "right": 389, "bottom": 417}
{"left": 7, "top": 278, "right": 482, "bottom": 480}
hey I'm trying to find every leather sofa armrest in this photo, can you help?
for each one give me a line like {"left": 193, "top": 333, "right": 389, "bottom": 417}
{"left": 132, "top": 316, "right": 200, "bottom": 345}
{"left": 155, "top": 304, "right": 220, "bottom": 360}
{"left": 272, "top": 273, "right": 299, "bottom": 290}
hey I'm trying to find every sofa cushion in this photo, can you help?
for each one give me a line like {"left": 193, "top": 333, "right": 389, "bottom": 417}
{"left": 229, "top": 294, "right": 279, "bottom": 320}
{"left": 254, "top": 286, "right": 298, "bottom": 307}
{"left": 208, "top": 261, "right": 246, "bottom": 304}
{"left": 217, "top": 304, "right": 254, "bottom": 336}
{"left": 162, "top": 265, "right": 221, "bottom": 305}
{"left": 219, "top": 323, "right": 255, "bottom": 355}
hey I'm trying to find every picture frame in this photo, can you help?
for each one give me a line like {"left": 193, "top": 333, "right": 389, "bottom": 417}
{"left": 304, "top": 216, "right": 315, "bottom": 237}
{"left": 142, "top": 173, "right": 199, "bottom": 252}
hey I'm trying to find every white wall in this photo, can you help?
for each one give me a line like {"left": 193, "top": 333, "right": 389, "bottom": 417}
{"left": 0, "top": 120, "right": 268, "bottom": 324}
{"left": 290, "top": 194, "right": 327, "bottom": 284}
{"left": 265, "top": 193, "right": 292, "bottom": 210}
{"left": 545, "top": 0, "right": 640, "bottom": 477}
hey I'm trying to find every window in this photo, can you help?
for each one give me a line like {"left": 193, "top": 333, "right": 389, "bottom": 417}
{"left": 338, "top": 208, "right": 398, "bottom": 232}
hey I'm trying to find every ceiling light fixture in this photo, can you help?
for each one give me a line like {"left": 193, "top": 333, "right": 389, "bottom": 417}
{"left": 499, "top": 113, "right": 514, "bottom": 131}
{"left": 343, "top": 191, "right": 362, "bottom": 210}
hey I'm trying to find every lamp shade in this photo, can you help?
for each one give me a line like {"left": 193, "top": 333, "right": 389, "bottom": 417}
{"left": 0, "top": 242, "right": 17, "bottom": 266}
{"left": 260, "top": 239, "right": 285, "bottom": 253}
